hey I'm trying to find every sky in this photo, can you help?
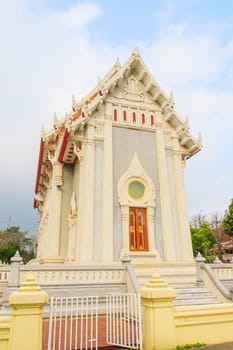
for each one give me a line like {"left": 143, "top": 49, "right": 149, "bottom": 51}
{"left": 0, "top": 0, "right": 233, "bottom": 233}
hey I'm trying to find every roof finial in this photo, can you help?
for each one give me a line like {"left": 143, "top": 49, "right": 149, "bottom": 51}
{"left": 197, "top": 132, "right": 203, "bottom": 147}
{"left": 169, "top": 90, "right": 174, "bottom": 108}
{"left": 132, "top": 47, "right": 140, "bottom": 57}
{"left": 72, "top": 94, "right": 77, "bottom": 112}
{"left": 114, "top": 57, "right": 121, "bottom": 69}
{"left": 65, "top": 113, "right": 70, "bottom": 131}
{"left": 53, "top": 112, "right": 59, "bottom": 130}
{"left": 41, "top": 124, "right": 45, "bottom": 139}
{"left": 184, "top": 115, "right": 190, "bottom": 130}
{"left": 81, "top": 99, "right": 88, "bottom": 118}
{"left": 97, "top": 77, "right": 104, "bottom": 96}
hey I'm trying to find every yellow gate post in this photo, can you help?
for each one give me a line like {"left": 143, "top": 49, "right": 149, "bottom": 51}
{"left": 8, "top": 272, "right": 48, "bottom": 350}
{"left": 0, "top": 316, "right": 11, "bottom": 350}
{"left": 140, "top": 273, "right": 177, "bottom": 350}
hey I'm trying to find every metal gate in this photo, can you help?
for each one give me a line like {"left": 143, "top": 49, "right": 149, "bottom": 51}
{"left": 47, "top": 293, "right": 142, "bottom": 350}
{"left": 106, "top": 292, "right": 142, "bottom": 349}
{"left": 47, "top": 296, "right": 98, "bottom": 350}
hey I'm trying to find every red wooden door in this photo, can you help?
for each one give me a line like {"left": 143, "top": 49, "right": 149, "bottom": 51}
{"left": 129, "top": 208, "right": 148, "bottom": 251}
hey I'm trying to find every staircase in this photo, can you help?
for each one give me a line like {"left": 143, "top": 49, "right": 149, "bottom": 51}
{"left": 172, "top": 282, "right": 220, "bottom": 306}
{"left": 221, "top": 279, "right": 233, "bottom": 290}
{"left": 133, "top": 262, "right": 222, "bottom": 307}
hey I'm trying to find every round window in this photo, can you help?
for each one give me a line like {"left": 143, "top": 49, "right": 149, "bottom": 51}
{"left": 128, "top": 181, "right": 145, "bottom": 200}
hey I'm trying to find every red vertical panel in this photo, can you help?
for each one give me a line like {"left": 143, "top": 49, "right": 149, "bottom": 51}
{"left": 58, "top": 128, "right": 69, "bottom": 163}
{"left": 114, "top": 109, "right": 117, "bottom": 121}
{"left": 142, "top": 113, "right": 145, "bottom": 124}
{"left": 123, "top": 110, "right": 127, "bottom": 122}
{"left": 150, "top": 115, "right": 154, "bottom": 126}
{"left": 133, "top": 112, "right": 136, "bottom": 123}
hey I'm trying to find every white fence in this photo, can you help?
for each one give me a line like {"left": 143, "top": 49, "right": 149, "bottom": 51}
{"left": 47, "top": 296, "right": 99, "bottom": 350}
{"left": 106, "top": 292, "right": 142, "bottom": 349}
{"left": 47, "top": 293, "right": 142, "bottom": 350}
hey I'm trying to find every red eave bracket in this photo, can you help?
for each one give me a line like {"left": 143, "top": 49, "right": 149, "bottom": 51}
{"left": 58, "top": 128, "right": 69, "bottom": 163}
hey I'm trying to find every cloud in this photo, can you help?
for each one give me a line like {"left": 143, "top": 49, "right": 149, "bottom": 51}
{"left": 143, "top": 26, "right": 226, "bottom": 90}
{"left": 54, "top": 2, "right": 102, "bottom": 30}
{"left": 1, "top": 1, "right": 233, "bottom": 231}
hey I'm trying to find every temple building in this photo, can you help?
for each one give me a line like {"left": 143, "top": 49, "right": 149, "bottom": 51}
{"left": 34, "top": 49, "right": 202, "bottom": 268}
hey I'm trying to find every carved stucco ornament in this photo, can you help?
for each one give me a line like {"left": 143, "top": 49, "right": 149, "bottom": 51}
{"left": 119, "top": 76, "right": 145, "bottom": 102}
{"left": 118, "top": 153, "right": 156, "bottom": 207}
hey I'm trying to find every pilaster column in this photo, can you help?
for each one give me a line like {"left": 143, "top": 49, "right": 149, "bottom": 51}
{"left": 65, "top": 192, "right": 77, "bottom": 262}
{"left": 78, "top": 122, "right": 95, "bottom": 262}
{"left": 46, "top": 161, "right": 63, "bottom": 261}
{"left": 74, "top": 149, "right": 84, "bottom": 262}
{"left": 147, "top": 206, "right": 157, "bottom": 254}
{"left": 120, "top": 205, "right": 130, "bottom": 256}
{"left": 66, "top": 215, "right": 77, "bottom": 262}
{"left": 155, "top": 112, "right": 176, "bottom": 261}
{"left": 172, "top": 136, "right": 194, "bottom": 261}
{"left": 101, "top": 102, "right": 114, "bottom": 261}
{"left": 36, "top": 211, "right": 49, "bottom": 260}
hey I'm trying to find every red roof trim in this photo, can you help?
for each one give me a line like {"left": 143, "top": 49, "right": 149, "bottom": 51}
{"left": 35, "top": 138, "right": 44, "bottom": 195}
{"left": 58, "top": 128, "right": 69, "bottom": 163}
{"left": 34, "top": 138, "right": 45, "bottom": 208}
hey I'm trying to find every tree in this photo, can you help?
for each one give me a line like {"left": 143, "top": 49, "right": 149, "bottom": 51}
{"left": 0, "top": 243, "right": 20, "bottom": 264}
{"left": 210, "top": 212, "right": 223, "bottom": 229}
{"left": 222, "top": 199, "right": 233, "bottom": 237}
{"left": 0, "top": 226, "right": 36, "bottom": 264}
{"left": 190, "top": 223, "right": 217, "bottom": 262}
{"left": 191, "top": 212, "right": 207, "bottom": 228}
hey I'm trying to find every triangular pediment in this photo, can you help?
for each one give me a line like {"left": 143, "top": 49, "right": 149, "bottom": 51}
{"left": 107, "top": 73, "right": 158, "bottom": 106}
{"left": 97, "top": 48, "right": 169, "bottom": 108}
{"left": 42, "top": 49, "right": 202, "bottom": 161}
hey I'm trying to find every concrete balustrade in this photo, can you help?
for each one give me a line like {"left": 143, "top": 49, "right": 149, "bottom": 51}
{"left": 211, "top": 264, "right": 233, "bottom": 279}
{"left": 2, "top": 268, "right": 233, "bottom": 349}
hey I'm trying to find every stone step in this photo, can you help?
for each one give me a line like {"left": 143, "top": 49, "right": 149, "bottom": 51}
{"left": 175, "top": 291, "right": 214, "bottom": 299}
{"left": 173, "top": 287, "right": 209, "bottom": 294}
{"left": 137, "top": 275, "right": 197, "bottom": 288}
{"left": 134, "top": 264, "right": 221, "bottom": 307}
{"left": 174, "top": 297, "right": 219, "bottom": 306}
{"left": 174, "top": 292, "right": 219, "bottom": 301}
{"left": 136, "top": 270, "right": 197, "bottom": 287}
{"left": 172, "top": 283, "right": 220, "bottom": 306}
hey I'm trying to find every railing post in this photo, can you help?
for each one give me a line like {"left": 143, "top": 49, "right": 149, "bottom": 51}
{"left": 121, "top": 253, "right": 141, "bottom": 293}
{"left": 140, "top": 273, "right": 177, "bottom": 350}
{"left": 2, "top": 251, "right": 24, "bottom": 306}
{"left": 120, "top": 252, "right": 131, "bottom": 265}
{"left": 195, "top": 252, "right": 206, "bottom": 283}
{"left": 8, "top": 272, "right": 48, "bottom": 350}
{"left": 8, "top": 251, "right": 23, "bottom": 288}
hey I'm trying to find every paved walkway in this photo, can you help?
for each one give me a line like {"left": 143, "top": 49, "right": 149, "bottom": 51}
{"left": 202, "top": 343, "right": 233, "bottom": 349}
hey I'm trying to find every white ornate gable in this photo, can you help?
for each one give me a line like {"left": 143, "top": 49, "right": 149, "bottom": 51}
{"left": 117, "top": 153, "right": 156, "bottom": 207}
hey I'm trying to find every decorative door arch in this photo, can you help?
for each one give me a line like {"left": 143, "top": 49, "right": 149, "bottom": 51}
{"left": 117, "top": 153, "right": 159, "bottom": 258}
